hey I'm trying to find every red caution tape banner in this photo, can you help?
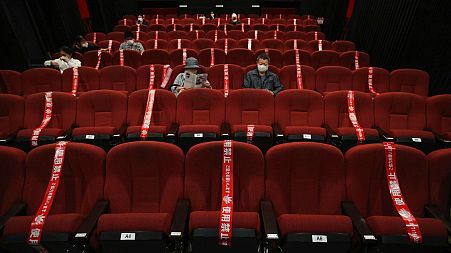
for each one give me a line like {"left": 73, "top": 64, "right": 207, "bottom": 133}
{"left": 296, "top": 64, "right": 304, "bottom": 90}
{"left": 140, "top": 89, "right": 156, "bottom": 140}
{"left": 354, "top": 51, "right": 360, "bottom": 70}
{"left": 347, "top": 91, "right": 365, "bottom": 143}
{"left": 71, "top": 67, "right": 79, "bottom": 96}
{"left": 224, "top": 64, "right": 229, "bottom": 98}
{"left": 119, "top": 49, "right": 124, "bottom": 66}
{"left": 367, "top": 67, "right": 379, "bottom": 95}
{"left": 219, "top": 140, "right": 234, "bottom": 246}
{"left": 148, "top": 64, "right": 155, "bottom": 90}
{"left": 95, "top": 50, "right": 102, "bottom": 70}
{"left": 246, "top": 125, "right": 255, "bottom": 144}
{"left": 31, "top": 92, "right": 53, "bottom": 147}
{"left": 210, "top": 48, "right": 215, "bottom": 67}
{"left": 160, "top": 65, "right": 172, "bottom": 89}
{"left": 383, "top": 142, "right": 423, "bottom": 243}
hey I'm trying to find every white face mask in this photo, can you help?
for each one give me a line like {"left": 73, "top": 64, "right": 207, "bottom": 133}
{"left": 258, "top": 64, "right": 268, "bottom": 73}
{"left": 126, "top": 39, "right": 134, "bottom": 45}
{"left": 60, "top": 56, "right": 70, "bottom": 62}
{"left": 138, "top": 17, "right": 143, "bottom": 22}
{"left": 82, "top": 42, "right": 89, "bottom": 48}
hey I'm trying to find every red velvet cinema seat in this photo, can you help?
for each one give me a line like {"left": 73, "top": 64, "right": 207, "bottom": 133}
{"left": 315, "top": 66, "right": 353, "bottom": 94}
{"left": 427, "top": 94, "right": 451, "bottom": 147}
{"left": 427, "top": 149, "right": 451, "bottom": 224}
{"left": 99, "top": 65, "right": 136, "bottom": 93}
{"left": 61, "top": 67, "right": 100, "bottom": 93}
{"left": 226, "top": 89, "right": 274, "bottom": 153}
{"left": 332, "top": 40, "right": 356, "bottom": 53}
{"left": 198, "top": 48, "right": 227, "bottom": 67}
{"left": 22, "top": 68, "right": 61, "bottom": 95}
{"left": 126, "top": 89, "right": 177, "bottom": 142}
{"left": 389, "top": 69, "right": 429, "bottom": 97}
{"left": 176, "top": 89, "right": 225, "bottom": 153}
{"left": 0, "top": 94, "right": 24, "bottom": 143}
{"left": 1, "top": 143, "right": 106, "bottom": 253}
{"left": 207, "top": 64, "right": 244, "bottom": 91}
{"left": 226, "top": 48, "right": 256, "bottom": 67}
{"left": 185, "top": 141, "right": 264, "bottom": 253}
{"left": 112, "top": 50, "right": 142, "bottom": 69}
{"left": 97, "top": 141, "right": 187, "bottom": 253}
{"left": 262, "top": 142, "right": 352, "bottom": 253}
{"left": 352, "top": 67, "right": 390, "bottom": 94}
{"left": 0, "top": 146, "right": 26, "bottom": 236}
{"left": 14, "top": 92, "right": 76, "bottom": 150}
{"left": 83, "top": 50, "right": 112, "bottom": 69}
{"left": 72, "top": 90, "right": 127, "bottom": 151}
{"left": 339, "top": 51, "right": 370, "bottom": 70}
{"left": 0, "top": 70, "right": 22, "bottom": 95}
{"left": 375, "top": 92, "right": 436, "bottom": 153}
{"left": 344, "top": 144, "right": 448, "bottom": 252}
{"left": 136, "top": 64, "right": 174, "bottom": 90}
{"left": 274, "top": 89, "right": 325, "bottom": 143}
{"left": 279, "top": 65, "right": 316, "bottom": 90}
{"left": 324, "top": 91, "right": 380, "bottom": 151}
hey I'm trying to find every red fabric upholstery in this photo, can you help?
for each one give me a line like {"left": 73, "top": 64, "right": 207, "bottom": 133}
{"left": 22, "top": 68, "right": 61, "bottom": 95}
{"left": 315, "top": 66, "right": 353, "bottom": 92}
{"left": 214, "top": 38, "right": 238, "bottom": 51}
{"left": 254, "top": 49, "right": 283, "bottom": 68}
{"left": 227, "top": 30, "right": 246, "bottom": 40}
{"left": 136, "top": 64, "right": 169, "bottom": 90}
{"left": 198, "top": 48, "right": 227, "bottom": 67}
{"left": 201, "top": 24, "right": 218, "bottom": 33}
{"left": 311, "top": 50, "right": 340, "bottom": 69}
{"left": 278, "top": 214, "right": 353, "bottom": 237}
{"left": 147, "top": 31, "right": 169, "bottom": 41}
{"left": 237, "top": 39, "right": 260, "bottom": 51}
{"left": 306, "top": 31, "right": 326, "bottom": 41}
{"left": 112, "top": 50, "right": 142, "bottom": 69}
{"left": 427, "top": 149, "right": 451, "bottom": 215}
{"left": 169, "top": 49, "right": 198, "bottom": 67}
{"left": 0, "top": 146, "right": 26, "bottom": 216}
{"left": 367, "top": 216, "right": 447, "bottom": 237}
{"left": 0, "top": 70, "right": 22, "bottom": 95}
{"left": 148, "top": 24, "right": 166, "bottom": 32}
{"left": 189, "top": 211, "right": 260, "bottom": 233}
{"left": 167, "top": 31, "right": 188, "bottom": 41}
{"left": 245, "top": 30, "right": 264, "bottom": 40}
{"left": 284, "top": 39, "right": 308, "bottom": 51}
{"left": 207, "top": 64, "right": 244, "bottom": 90}
{"left": 182, "top": 24, "right": 201, "bottom": 32}
{"left": 426, "top": 95, "right": 451, "bottom": 138}
{"left": 97, "top": 40, "right": 121, "bottom": 52}
{"left": 83, "top": 50, "right": 112, "bottom": 69}
{"left": 4, "top": 214, "right": 83, "bottom": 235}
{"left": 279, "top": 65, "right": 316, "bottom": 90}
{"left": 284, "top": 32, "right": 307, "bottom": 41}
{"left": 352, "top": 67, "right": 390, "bottom": 93}
{"left": 339, "top": 51, "right": 370, "bottom": 70}
{"left": 61, "top": 66, "right": 99, "bottom": 92}
{"left": 205, "top": 30, "right": 226, "bottom": 41}
{"left": 261, "top": 31, "right": 285, "bottom": 41}
{"left": 167, "top": 39, "right": 191, "bottom": 52}
{"left": 98, "top": 213, "right": 172, "bottom": 234}
{"left": 191, "top": 39, "right": 214, "bottom": 52}
{"left": 186, "top": 30, "right": 206, "bottom": 40}
{"left": 332, "top": 41, "right": 356, "bottom": 52}
{"left": 99, "top": 65, "right": 136, "bottom": 92}
{"left": 226, "top": 49, "right": 256, "bottom": 67}
{"left": 389, "top": 69, "right": 429, "bottom": 96}
{"left": 283, "top": 49, "right": 311, "bottom": 66}
{"left": 141, "top": 49, "right": 170, "bottom": 65}
{"left": 0, "top": 94, "right": 24, "bottom": 139}
{"left": 308, "top": 40, "right": 332, "bottom": 52}
{"left": 86, "top": 32, "right": 107, "bottom": 43}
{"left": 231, "top": 125, "right": 273, "bottom": 134}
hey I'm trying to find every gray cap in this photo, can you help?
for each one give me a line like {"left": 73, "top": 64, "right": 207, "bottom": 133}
{"left": 184, "top": 57, "right": 200, "bottom": 69}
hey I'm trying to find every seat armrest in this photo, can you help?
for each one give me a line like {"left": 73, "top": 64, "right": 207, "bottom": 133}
{"left": 426, "top": 128, "right": 450, "bottom": 145}
{"left": 341, "top": 201, "right": 377, "bottom": 244}
{"left": 272, "top": 123, "right": 284, "bottom": 144}
{"left": 376, "top": 127, "right": 394, "bottom": 141}
{"left": 0, "top": 202, "right": 27, "bottom": 232}
{"left": 220, "top": 122, "right": 230, "bottom": 139}
{"left": 73, "top": 200, "right": 109, "bottom": 244}
{"left": 324, "top": 124, "right": 339, "bottom": 139}
{"left": 169, "top": 199, "right": 190, "bottom": 239}
{"left": 425, "top": 204, "right": 451, "bottom": 235}
{"left": 260, "top": 200, "right": 279, "bottom": 241}
{"left": 166, "top": 123, "right": 179, "bottom": 138}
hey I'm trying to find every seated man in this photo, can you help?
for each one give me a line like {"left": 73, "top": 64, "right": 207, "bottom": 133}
{"left": 72, "top": 35, "right": 99, "bottom": 54}
{"left": 119, "top": 31, "right": 144, "bottom": 53}
{"left": 230, "top": 13, "right": 240, "bottom": 25}
{"left": 171, "top": 57, "right": 211, "bottom": 96}
{"left": 44, "top": 46, "right": 81, "bottom": 73}
{"left": 243, "top": 53, "right": 284, "bottom": 95}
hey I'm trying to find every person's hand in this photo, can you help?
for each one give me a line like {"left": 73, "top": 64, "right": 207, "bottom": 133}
{"left": 51, "top": 61, "right": 59, "bottom": 67}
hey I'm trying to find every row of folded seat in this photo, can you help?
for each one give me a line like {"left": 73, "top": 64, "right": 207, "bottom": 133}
{"left": 112, "top": 23, "right": 320, "bottom": 32}
{"left": 0, "top": 66, "right": 429, "bottom": 96}
{"left": 132, "top": 13, "right": 316, "bottom": 20}
{"left": 0, "top": 141, "right": 449, "bottom": 253}
{"left": 1, "top": 89, "right": 449, "bottom": 153}
{"left": 119, "top": 16, "right": 319, "bottom": 25}
{"left": 88, "top": 31, "right": 327, "bottom": 43}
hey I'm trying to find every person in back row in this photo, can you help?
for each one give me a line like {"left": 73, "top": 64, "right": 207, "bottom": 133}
{"left": 119, "top": 31, "right": 144, "bottom": 53}
{"left": 230, "top": 13, "right": 240, "bottom": 25}
{"left": 72, "top": 35, "right": 99, "bottom": 54}
{"left": 171, "top": 57, "right": 211, "bottom": 96}
{"left": 243, "top": 53, "right": 284, "bottom": 95}
{"left": 44, "top": 46, "right": 81, "bottom": 73}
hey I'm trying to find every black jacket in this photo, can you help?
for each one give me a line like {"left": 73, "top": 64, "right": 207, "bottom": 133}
{"left": 243, "top": 69, "right": 284, "bottom": 94}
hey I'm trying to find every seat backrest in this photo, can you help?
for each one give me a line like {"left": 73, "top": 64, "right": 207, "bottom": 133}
{"left": 167, "top": 38, "right": 191, "bottom": 51}
{"left": 207, "top": 64, "right": 244, "bottom": 90}
{"left": 136, "top": 64, "right": 172, "bottom": 90}
{"left": 186, "top": 30, "right": 206, "bottom": 40}
{"left": 198, "top": 48, "right": 227, "bottom": 67}
{"left": 374, "top": 92, "right": 426, "bottom": 131}
{"left": 0, "top": 70, "right": 22, "bottom": 95}
{"left": 254, "top": 49, "right": 283, "bottom": 68}
{"left": 106, "top": 142, "right": 184, "bottom": 216}
{"left": 61, "top": 66, "right": 99, "bottom": 92}
{"left": 266, "top": 142, "right": 345, "bottom": 216}
{"left": 346, "top": 144, "right": 428, "bottom": 218}
{"left": 352, "top": 67, "right": 390, "bottom": 93}
{"left": 176, "top": 89, "right": 225, "bottom": 126}
{"left": 226, "top": 48, "right": 256, "bottom": 67}
{"left": 127, "top": 89, "right": 176, "bottom": 128}
{"left": 261, "top": 31, "right": 285, "bottom": 41}
{"left": 107, "top": 32, "right": 125, "bottom": 42}
{"left": 332, "top": 40, "right": 356, "bottom": 53}
{"left": 83, "top": 50, "right": 112, "bottom": 69}
{"left": 427, "top": 149, "right": 451, "bottom": 215}
{"left": 311, "top": 50, "right": 340, "bottom": 69}
{"left": 205, "top": 30, "right": 226, "bottom": 41}
{"left": 226, "top": 89, "right": 274, "bottom": 126}
{"left": 22, "top": 68, "right": 61, "bottom": 95}
{"left": 112, "top": 50, "right": 142, "bottom": 69}
{"left": 284, "top": 31, "right": 306, "bottom": 41}
{"left": 315, "top": 66, "right": 353, "bottom": 92}
{"left": 76, "top": 90, "right": 127, "bottom": 129}
{"left": 191, "top": 38, "right": 214, "bottom": 51}
{"left": 389, "top": 69, "right": 429, "bottom": 96}
{"left": 141, "top": 49, "right": 170, "bottom": 65}
{"left": 99, "top": 65, "right": 136, "bottom": 92}
{"left": 147, "top": 31, "right": 169, "bottom": 41}
{"left": 0, "top": 146, "right": 26, "bottom": 216}
{"left": 167, "top": 31, "right": 188, "bottom": 41}
{"left": 144, "top": 39, "right": 168, "bottom": 50}
{"left": 0, "top": 94, "right": 24, "bottom": 139}
{"left": 185, "top": 141, "right": 264, "bottom": 212}
{"left": 214, "top": 38, "right": 238, "bottom": 51}
{"left": 279, "top": 65, "right": 316, "bottom": 90}
{"left": 257, "top": 39, "right": 285, "bottom": 52}
{"left": 339, "top": 51, "right": 370, "bottom": 70}
{"left": 237, "top": 39, "right": 260, "bottom": 51}
{"left": 426, "top": 94, "right": 451, "bottom": 135}
{"left": 308, "top": 40, "right": 332, "bottom": 51}
{"left": 86, "top": 32, "right": 107, "bottom": 43}
{"left": 275, "top": 89, "right": 324, "bottom": 129}
{"left": 283, "top": 49, "right": 311, "bottom": 66}
{"left": 169, "top": 49, "right": 198, "bottom": 67}
{"left": 226, "top": 30, "right": 246, "bottom": 40}
{"left": 24, "top": 92, "right": 76, "bottom": 131}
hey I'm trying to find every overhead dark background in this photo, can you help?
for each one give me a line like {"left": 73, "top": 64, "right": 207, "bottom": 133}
{"left": 0, "top": 0, "right": 449, "bottom": 95}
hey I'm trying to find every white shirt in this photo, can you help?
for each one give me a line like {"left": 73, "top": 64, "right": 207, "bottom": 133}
{"left": 44, "top": 58, "right": 81, "bottom": 73}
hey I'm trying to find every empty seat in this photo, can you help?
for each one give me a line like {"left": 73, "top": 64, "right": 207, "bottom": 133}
{"left": 308, "top": 40, "right": 332, "bottom": 52}
{"left": 1, "top": 142, "right": 106, "bottom": 253}
{"left": 311, "top": 50, "right": 340, "bottom": 69}
{"left": 285, "top": 25, "right": 304, "bottom": 32}
{"left": 284, "top": 39, "right": 308, "bottom": 51}
{"left": 315, "top": 66, "right": 353, "bottom": 93}
{"left": 165, "top": 24, "right": 183, "bottom": 32}
{"left": 198, "top": 48, "right": 227, "bottom": 67}
{"left": 251, "top": 24, "right": 269, "bottom": 31}
{"left": 264, "top": 142, "right": 352, "bottom": 252}
{"left": 126, "top": 89, "right": 176, "bottom": 142}
{"left": 339, "top": 51, "right": 370, "bottom": 70}
{"left": 226, "top": 89, "right": 274, "bottom": 152}
{"left": 284, "top": 31, "right": 307, "bottom": 41}
{"left": 268, "top": 24, "right": 286, "bottom": 32}
{"left": 254, "top": 49, "right": 283, "bottom": 68}
{"left": 176, "top": 89, "right": 225, "bottom": 152}
{"left": 207, "top": 64, "right": 244, "bottom": 90}
{"left": 131, "top": 31, "right": 148, "bottom": 41}
{"left": 245, "top": 30, "right": 263, "bottom": 40}
{"left": 118, "top": 19, "right": 134, "bottom": 26}
{"left": 257, "top": 39, "right": 285, "bottom": 52}
{"left": 15, "top": 92, "right": 76, "bottom": 148}
{"left": 22, "top": 68, "right": 61, "bottom": 95}
{"left": 0, "top": 70, "right": 22, "bottom": 95}
{"left": 237, "top": 39, "right": 259, "bottom": 51}
{"left": 187, "top": 30, "right": 206, "bottom": 40}
{"left": 148, "top": 24, "right": 166, "bottom": 31}
{"left": 389, "top": 69, "right": 429, "bottom": 96}
{"left": 167, "top": 39, "right": 191, "bottom": 52}
{"left": 147, "top": 31, "right": 168, "bottom": 41}
{"left": 83, "top": 50, "right": 112, "bottom": 69}
{"left": 226, "top": 30, "right": 246, "bottom": 40}
{"left": 345, "top": 144, "right": 448, "bottom": 252}
{"left": 191, "top": 38, "right": 214, "bottom": 52}
{"left": 261, "top": 31, "right": 285, "bottom": 41}
{"left": 167, "top": 31, "right": 188, "bottom": 40}
{"left": 0, "top": 94, "right": 24, "bottom": 141}
{"left": 201, "top": 24, "right": 218, "bottom": 33}
{"left": 130, "top": 25, "right": 149, "bottom": 33}
{"left": 169, "top": 49, "right": 198, "bottom": 67}
{"left": 97, "top": 141, "right": 185, "bottom": 253}
{"left": 141, "top": 49, "right": 170, "bottom": 65}
{"left": 283, "top": 49, "right": 312, "bottom": 66}
{"left": 214, "top": 38, "right": 238, "bottom": 52}
{"left": 112, "top": 50, "right": 142, "bottom": 69}
{"left": 182, "top": 23, "right": 201, "bottom": 32}
{"left": 226, "top": 49, "right": 255, "bottom": 67}
{"left": 99, "top": 65, "right": 136, "bottom": 92}
{"left": 427, "top": 149, "right": 451, "bottom": 220}
{"left": 232, "top": 23, "right": 251, "bottom": 32}
{"left": 107, "top": 32, "right": 124, "bottom": 42}
{"left": 72, "top": 90, "right": 127, "bottom": 150}
{"left": 375, "top": 92, "right": 436, "bottom": 152}
{"left": 426, "top": 94, "right": 451, "bottom": 146}
{"left": 205, "top": 30, "right": 226, "bottom": 41}
{"left": 144, "top": 39, "right": 168, "bottom": 50}
{"left": 61, "top": 67, "right": 99, "bottom": 93}
{"left": 305, "top": 31, "right": 326, "bottom": 41}
{"left": 86, "top": 32, "right": 107, "bottom": 44}
{"left": 279, "top": 65, "right": 316, "bottom": 90}
{"left": 274, "top": 90, "right": 325, "bottom": 142}
{"left": 184, "top": 141, "right": 264, "bottom": 253}
{"left": 136, "top": 64, "right": 173, "bottom": 90}
{"left": 332, "top": 40, "right": 356, "bottom": 52}
{"left": 352, "top": 67, "right": 390, "bottom": 93}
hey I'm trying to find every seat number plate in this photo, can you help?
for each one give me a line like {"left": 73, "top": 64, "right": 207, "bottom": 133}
{"left": 86, "top": 135, "right": 95, "bottom": 139}
{"left": 120, "top": 233, "right": 136, "bottom": 240}
{"left": 194, "top": 133, "right": 203, "bottom": 138}
{"left": 312, "top": 235, "right": 327, "bottom": 243}
{"left": 303, "top": 134, "right": 312, "bottom": 140}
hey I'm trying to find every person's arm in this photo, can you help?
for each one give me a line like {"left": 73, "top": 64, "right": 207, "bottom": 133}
{"left": 243, "top": 72, "right": 252, "bottom": 89}
{"left": 119, "top": 43, "right": 125, "bottom": 51}
{"left": 272, "top": 74, "right": 284, "bottom": 95}
{"left": 137, "top": 43, "right": 144, "bottom": 53}
{"left": 171, "top": 73, "right": 184, "bottom": 96}
{"left": 68, "top": 59, "right": 82, "bottom": 68}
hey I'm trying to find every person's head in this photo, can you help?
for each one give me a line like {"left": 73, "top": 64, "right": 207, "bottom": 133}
{"left": 184, "top": 57, "right": 200, "bottom": 74}
{"left": 124, "top": 31, "right": 134, "bottom": 44}
{"left": 74, "top": 35, "right": 88, "bottom": 48}
{"left": 256, "top": 53, "right": 270, "bottom": 73}
{"left": 231, "top": 13, "right": 237, "bottom": 21}
{"left": 59, "top": 46, "right": 74, "bottom": 60}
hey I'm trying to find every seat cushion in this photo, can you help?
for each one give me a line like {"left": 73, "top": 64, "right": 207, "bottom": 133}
{"left": 72, "top": 127, "right": 117, "bottom": 136}
{"left": 278, "top": 214, "right": 353, "bottom": 237}
{"left": 367, "top": 216, "right": 447, "bottom": 237}
{"left": 335, "top": 127, "right": 379, "bottom": 137}
{"left": 97, "top": 213, "right": 172, "bottom": 235}
{"left": 231, "top": 125, "right": 272, "bottom": 134}
{"left": 284, "top": 126, "right": 326, "bottom": 137}
{"left": 16, "top": 128, "right": 65, "bottom": 138}
{"left": 387, "top": 129, "right": 435, "bottom": 140}
{"left": 189, "top": 211, "right": 260, "bottom": 233}
{"left": 126, "top": 125, "right": 168, "bottom": 135}
{"left": 179, "top": 125, "right": 220, "bottom": 134}
{"left": 3, "top": 214, "right": 84, "bottom": 235}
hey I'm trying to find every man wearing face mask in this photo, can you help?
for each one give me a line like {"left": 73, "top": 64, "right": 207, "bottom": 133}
{"left": 136, "top": 15, "right": 148, "bottom": 25}
{"left": 230, "top": 13, "right": 240, "bottom": 25}
{"left": 44, "top": 46, "right": 81, "bottom": 73}
{"left": 119, "top": 31, "right": 144, "bottom": 53}
{"left": 243, "top": 53, "right": 284, "bottom": 95}
{"left": 72, "top": 35, "right": 99, "bottom": 54}
{"left": 171, "top": 57, "right": 211, "bottom": 96}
